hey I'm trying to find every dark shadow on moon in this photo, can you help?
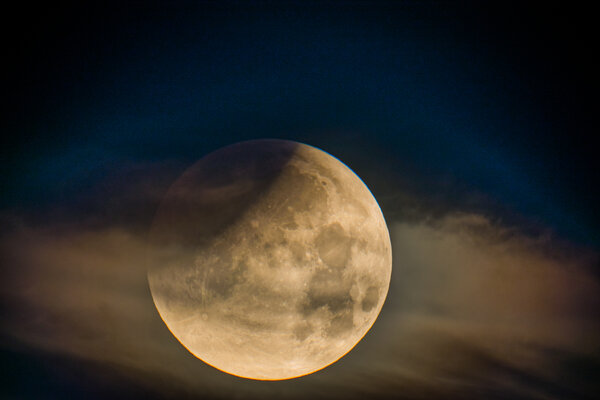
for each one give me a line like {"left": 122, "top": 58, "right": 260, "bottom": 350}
{"left": 150, "top": 139, "right": 299, "bottom": 251}
{"left": 148, "top": 140, "right": 300, "bottom": 312}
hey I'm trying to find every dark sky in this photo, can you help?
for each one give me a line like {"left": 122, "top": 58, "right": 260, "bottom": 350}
{"left": 1, "top": 1, "right": 599, "bottom": 399}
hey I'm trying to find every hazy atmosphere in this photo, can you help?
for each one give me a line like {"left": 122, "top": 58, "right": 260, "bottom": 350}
{"left": 2, "top": 2, "right": 598, "bottom": 399}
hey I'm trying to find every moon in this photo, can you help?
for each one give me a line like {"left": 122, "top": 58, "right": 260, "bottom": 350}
{"left": 148, "top": 139, "right": 392, "bottom": 380}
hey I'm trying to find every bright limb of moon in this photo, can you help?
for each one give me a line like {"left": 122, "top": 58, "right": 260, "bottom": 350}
{"left": 148, "top": 139, "right": 392, "bottom": 380}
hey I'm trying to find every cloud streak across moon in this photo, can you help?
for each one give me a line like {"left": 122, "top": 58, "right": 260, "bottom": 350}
{"left": 1, "top": 157, "right": 598, "bottom": 398}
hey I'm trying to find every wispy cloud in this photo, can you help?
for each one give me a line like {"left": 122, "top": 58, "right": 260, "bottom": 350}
{"left": 1, "top": 165, "right": 598, "bottom": 399}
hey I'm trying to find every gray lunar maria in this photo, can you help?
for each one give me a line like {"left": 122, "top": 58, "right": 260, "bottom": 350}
{"left": 148, "top": 140, "right": 392, "bottom": 380}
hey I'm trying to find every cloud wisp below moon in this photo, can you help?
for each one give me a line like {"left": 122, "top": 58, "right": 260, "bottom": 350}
{"left": 1, "top": 164, "right": 598, "bottom": 399}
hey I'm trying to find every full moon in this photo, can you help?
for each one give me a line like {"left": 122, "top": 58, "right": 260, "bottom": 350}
{"left": 148, "top": 139, "right": 392, "bottom": 380}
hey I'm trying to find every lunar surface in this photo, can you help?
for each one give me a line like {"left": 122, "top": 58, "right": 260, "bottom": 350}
{"left": 148, "top": 140, "right": 392, "bottom": 380}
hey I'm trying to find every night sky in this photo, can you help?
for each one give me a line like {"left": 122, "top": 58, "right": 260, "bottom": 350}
{"left": 2, "top": 2, "right": 599, "bottom": 399}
